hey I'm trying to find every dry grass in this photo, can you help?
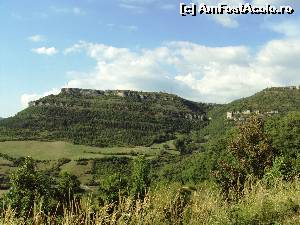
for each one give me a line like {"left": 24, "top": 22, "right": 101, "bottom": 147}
{"left": 1, "top": 180, "right": 300, "bottom": 224}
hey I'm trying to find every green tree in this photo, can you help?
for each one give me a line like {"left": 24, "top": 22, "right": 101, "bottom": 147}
{"left": 216, "top": 117, "right": 275, "bottom": 193}
{"left": 56, "top": 172, "right": 81, "bottom": 202}
{"left": 130, "top": 156, "right": 150, "bottom": 199}
{"left": 174, "top": 137, "right": 193, "bottom": 155}
{"left": 98, "top": 173, "right": 128, "bottom": 204}
{"left": 6, "top": 157, "right": 53, "bottom": 216}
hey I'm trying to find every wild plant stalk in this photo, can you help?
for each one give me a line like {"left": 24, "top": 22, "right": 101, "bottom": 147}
{"left": 2, "top": 179, "right": 300, "bottom": 224}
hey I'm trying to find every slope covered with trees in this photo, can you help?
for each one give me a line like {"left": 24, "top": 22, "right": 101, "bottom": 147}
{"left": 0, "top": 88, "right": 212, "bottom": 147}
{"left": 198, "top": 87, "right": 300, "bottom": 141}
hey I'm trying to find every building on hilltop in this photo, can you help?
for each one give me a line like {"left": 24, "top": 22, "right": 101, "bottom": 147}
{"left": 227, "top": 112, "right": 233, "bottom": 120}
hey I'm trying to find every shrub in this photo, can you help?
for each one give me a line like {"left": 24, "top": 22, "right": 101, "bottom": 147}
{"left": 216, "top": 116, "right": 275, "bottom": 194}
{"left": 130, "top": 156, "right": 150, "bottom": 199}
{"left": 98, "top": 173, "right": 128, "bottom": 204}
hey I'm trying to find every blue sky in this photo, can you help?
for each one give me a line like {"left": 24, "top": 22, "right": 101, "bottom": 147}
{"left": 1, "top": 0, "right": 300, "bottom": 117}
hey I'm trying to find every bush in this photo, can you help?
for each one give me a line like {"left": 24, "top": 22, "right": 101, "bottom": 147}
{"left": 130, "top": 156, "right": 150, "bottom": 199}
{"left": 4, "top": 157, "right": 82, "bottom": 217}
{"left": 5, "top": 157, "right": 54, "bottom": 216}
{"left": 98, "top": 173, "right": 128, "bottom": 204}
{"left": 216, "top": 117, "right": 275, "bottom": 195}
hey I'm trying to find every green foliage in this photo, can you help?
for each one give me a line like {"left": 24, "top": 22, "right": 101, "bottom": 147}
{"left": 216, "top": 117, "right": 275, "bottom": 194}
{"left": 266, "top": 112, "right": 300, "bottom": 157}
{"left": 264, "top": 112, "right": 300, "bottom": 180}
{"left": 5, "top": 157, "right": 54, "bottom": 216}
{"left": 4, "top": 157, "right": 82, "bottom": 217}
{"left": 263, "top": 156, "right": 285, "bottom": 187}
{"left": 174, "top": 138, "right": 189, "bottom": 155}
{"left": 92, "top": 157, "right": 132, "bottom": 182}
{"left": 98, "top": 173, "right": 128, "bottom": 204}
{"left": 0, "top": 90, "right": 209, "bottom": 147}
{"left": 174, "top": 135, "right": 202, "bottom": 156}
{"left": 200, "top": 87, "right": 300, "bottom": 145}
{"left": 56, "top": 172, "right": 81, "bottom": 202}
{"left": 130, "top": 156, "right": 150, "bottom": 199}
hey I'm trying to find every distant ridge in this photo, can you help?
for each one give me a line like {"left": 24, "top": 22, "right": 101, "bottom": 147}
{"left": 2, "top": 86, "right": 300, "bottom": 147}
{"left": 202, "top": 85, "right": 300, "bottom": 139}
{"left": 0, "top": 88, "right": 212, "bottom": 147}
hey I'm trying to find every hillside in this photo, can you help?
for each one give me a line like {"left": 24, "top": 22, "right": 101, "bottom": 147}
{"left": 0, "top": 88, "right": 212, "bottom": 147}
{"left": 201, "top": 86, "right": 300, "bottom": 140}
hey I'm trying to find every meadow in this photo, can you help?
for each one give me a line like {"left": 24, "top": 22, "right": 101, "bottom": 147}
{"left": 0, "top": 140, "right": 177, "bottom": 160}
{"left": 0, "top": 140, "right": 179, "bottom": 197}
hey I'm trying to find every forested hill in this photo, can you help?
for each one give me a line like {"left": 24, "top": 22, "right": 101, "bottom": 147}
{"left": 0, "top": 88, "right": 213, "bottom": 147}
{"left": 201, "top": 86, "right": 300, "bottom": 139}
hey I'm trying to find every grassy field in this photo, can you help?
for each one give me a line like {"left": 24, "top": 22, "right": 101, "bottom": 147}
{"left": 0, "top": 140, "right": 179, "bottom": 193}
{"left": 0, "top": 140, "right": 178, "bottom": 160}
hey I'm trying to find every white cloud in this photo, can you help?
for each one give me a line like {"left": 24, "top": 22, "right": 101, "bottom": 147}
{"left": 119, "top": 3, "right": 145, "bottom": 13}
{"left": 26, "top": 21, "right": 300, "bottom": 106}
{"left": 119, "top": 0, "right": 175, "bottom": 13}
{"left": 212, "top": 14, "right": 239, "bottom": 28}
{"left": 20, "top": 88, "right": 60, "bottom": 108}
{"left": 192, "top": 0, "right": 299, "bottom": 28}
{"left": 32, "top": 47, "right": 58, "bottom": 56}
{"left": 28, "top": 35, "right": 46, "bottom": 42}
{"left": 192, "top": 0, "right": 245, "bottom": 28}
{"left": 58, "top": 35, "right": 300, "bottom": 104}
{"left": 51, "top": 6, "right": 85, "bottom": 15}
{"left": 267, "top": 19, "right": 300, "bottom": 37}
{"left": 21, "top": 94, "right": 40, "bottom": 108}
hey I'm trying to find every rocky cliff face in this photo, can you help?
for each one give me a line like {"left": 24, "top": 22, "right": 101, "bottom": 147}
{"left": 60, "top": 88, "right": 176, "bottom": 100}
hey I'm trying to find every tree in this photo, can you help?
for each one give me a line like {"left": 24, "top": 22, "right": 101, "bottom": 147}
{"left": 98, "top": 173, "right": 128, "bottom": 204}
{"left": 6, "top": 157, "right": 53, "bottom": 216}
{"left": 5, "top": 157, "right": 82, "bottom": 216}
{"left": 56, "top": 172, "right": 81, "bottom": 202}
{"left": 216, "top": 117, "right": 275, "bottom": 193}
{"left": 130, "top": 156, "right": 150, "bottom": 199}
{"left": 174, "top": 137, "right": 193, "bottom": 155}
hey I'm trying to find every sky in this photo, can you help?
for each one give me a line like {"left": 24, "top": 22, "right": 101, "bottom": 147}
{"left": 0, "top": 0, "right": 300, "bottom": 118}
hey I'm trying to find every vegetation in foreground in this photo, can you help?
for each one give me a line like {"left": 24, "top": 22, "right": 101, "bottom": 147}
{"left": 1, "top": 179, "right": 300, "bottom": 225}
{"left": 1, "top": 115, "right": 300, "bottom": 224}
{"left": 1, "top": 87, "right": 300, "bottom": 224}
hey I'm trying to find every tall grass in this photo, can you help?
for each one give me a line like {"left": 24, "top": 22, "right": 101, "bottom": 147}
{"left": 1, "top": 179, "right": 300, "bottom": 224}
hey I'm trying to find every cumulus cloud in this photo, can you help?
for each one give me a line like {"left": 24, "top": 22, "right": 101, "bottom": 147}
{"left": 28, "top": 35, "right": 46, "bottom": 42}
{"left": 267, "top": 18, "right": 300, "bottom": 37}
{"left": 31, "top": 47, "right": 58, "bottom": 56}
{"left": 24, "top": 18, "right": 300, "bottom": 106}
{"left": 21, "top": 88, "right": 60, "bottom": 108}
{"left": 21, "top": 94, "right": 40, "bottom": 108}
{"left": 58, "top": 35, "right": 300, "bottom": 104}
